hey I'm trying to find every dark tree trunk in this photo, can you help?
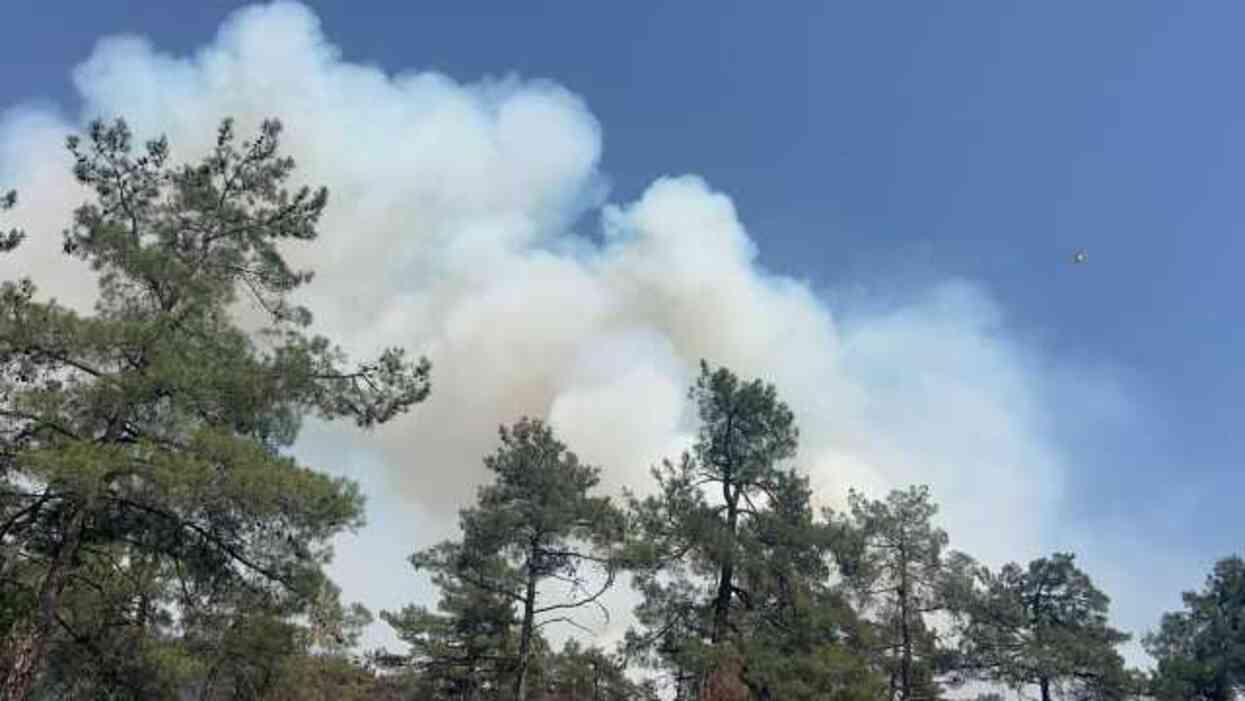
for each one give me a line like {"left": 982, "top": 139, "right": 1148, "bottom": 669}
{"left": 514, "top": 569, "right": 539, "bottom": 701}
{"left": 710, "top": 480, "right": 739, "bottom": 645}
{"left": 1, "top": 504, "right": 88, "bottom": 701}
{"left": 899, "top": 577, "right": 912, "bottom": 699}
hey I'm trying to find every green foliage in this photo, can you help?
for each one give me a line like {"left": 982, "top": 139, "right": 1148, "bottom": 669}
{"left": 539, "top": 639, "right": 659, "bottom": 701}
{"left": 259, "top": 653, "right": 383, "bottom": 701}
{"left": 381, "top": 541, "right": 519, "bottom": 699}
{"left": 1144, "top": 555, "right": 1245, "bottom": 700}
{"left": 0, "top": 116, "right": 430, "bottom": 698}
{"left": 388, "top": 417, "right": 626, "bottom": 700}
{"left": 840, "top": 485, "right": 964, "bottom": 700}
{"left": 626, "top": 361, "right": 880, "bottom": 699}
{"left": 952, "top": 553, "right": 1131, "bottom": 700}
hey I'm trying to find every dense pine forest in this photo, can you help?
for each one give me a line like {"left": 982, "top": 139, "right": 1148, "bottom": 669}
{"left": 1, "top": 118, "right": 1241, "bottom": 701}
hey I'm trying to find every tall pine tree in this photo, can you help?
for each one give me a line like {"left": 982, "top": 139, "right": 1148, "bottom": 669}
{"left": 627, "top": 361, "right": 879, "bottom": 699}
{"left": 0, "top": 117, "right": 430, "bottom": 699}
{"left": 392, "top": 418, "right": 626, "bottom": 701}
{"left": 843, "top": 485, "right": 961, "bottom": 700}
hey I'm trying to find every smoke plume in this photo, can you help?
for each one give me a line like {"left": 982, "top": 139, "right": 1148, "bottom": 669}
{"left": 1, "top": 1, "right": 1160, "bottom": 661}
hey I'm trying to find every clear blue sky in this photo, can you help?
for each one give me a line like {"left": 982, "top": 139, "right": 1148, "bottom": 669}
{"left": 4, "top": 1, "right": 1242, "bottom": 598}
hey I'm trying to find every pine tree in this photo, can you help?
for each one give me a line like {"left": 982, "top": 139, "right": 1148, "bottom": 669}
{"left": 627, "top": 361, "right": 880, "bottom": 699}
{"left": 1145, "top": 555, "right": 1245, "bottom": 701}
{"left": 382, "top": 542, "right": 518, "bottom": 700}
{"left": 952, "top": 553, "right": 1131, "bottom": 701}
{"left": 391, "top": 418, "right": 626, "bottom": 701}
{"left": 0, "top": 117, "right": 430, "bottom": 699}
{"left": 843, "top": 485, "right": 961, "bottom": 700}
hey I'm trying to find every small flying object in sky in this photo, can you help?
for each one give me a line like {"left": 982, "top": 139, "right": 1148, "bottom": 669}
{"left": 1072, "top": 250, "right": 1088, "bottom": 264}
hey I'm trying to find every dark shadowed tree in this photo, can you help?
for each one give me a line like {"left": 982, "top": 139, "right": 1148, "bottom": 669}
{"left": 0, "top": 190, "right": 22, "bottom": 254}
{"left": 1145, "top": 555, "right": 1245, "bottom": 701}
{"left": 0, "top": 117, "right": 430, "bottom": 700}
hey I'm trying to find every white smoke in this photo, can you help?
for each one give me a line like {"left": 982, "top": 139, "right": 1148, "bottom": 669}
{"left": 0, "top": 0, "right": 1156, "bottom": 666}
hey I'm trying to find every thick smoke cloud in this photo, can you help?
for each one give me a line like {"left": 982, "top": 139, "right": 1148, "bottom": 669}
{"left": 0, "top": 0, "right": 1155, "bottom": 660}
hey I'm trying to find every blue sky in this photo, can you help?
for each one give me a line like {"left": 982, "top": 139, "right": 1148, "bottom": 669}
{"left": 3, "top": 0, "right": 1242, "bottom": 659}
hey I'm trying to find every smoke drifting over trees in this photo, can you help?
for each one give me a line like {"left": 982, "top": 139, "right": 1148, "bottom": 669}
{"left": 0, "top": 3, "right": 1228, "bottom": 699}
